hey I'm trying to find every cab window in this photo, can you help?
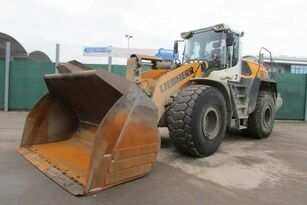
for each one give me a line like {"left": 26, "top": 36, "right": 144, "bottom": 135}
{"left": 232, "top": 35, "right": 239, "bottom": 66}
{"left": 226, "top": 33, "right": 240, "bottom": 67}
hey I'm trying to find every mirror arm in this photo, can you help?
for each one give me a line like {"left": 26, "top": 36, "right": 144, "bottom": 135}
{"left": 173, "top": 40, "right": 184, "bottom": 64}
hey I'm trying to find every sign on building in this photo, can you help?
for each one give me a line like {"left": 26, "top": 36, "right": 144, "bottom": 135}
{"left": 83, "top": 46, "right": 178, "bottom": 60}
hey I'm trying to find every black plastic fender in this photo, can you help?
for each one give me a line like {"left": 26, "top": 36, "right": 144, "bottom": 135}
{"left": 248, "top": 77, "right": 277, "bottom": 114}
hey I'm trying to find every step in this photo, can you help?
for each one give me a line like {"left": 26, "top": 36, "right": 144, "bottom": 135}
{"left": 239, "top": 125, "right": 247, "bottom": 130}
{"left": 234, "top": 84, "right": 248, "bottom": 88}
{"left": 236, "top": 105, "right": 247, "bottom": 109}
{"left": 235, "top": 94, "right": 246, "bottom": 98}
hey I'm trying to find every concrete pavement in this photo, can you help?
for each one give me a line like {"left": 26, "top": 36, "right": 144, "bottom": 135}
{"left": 0, "top": 111, "right": 307, "bottom": 205}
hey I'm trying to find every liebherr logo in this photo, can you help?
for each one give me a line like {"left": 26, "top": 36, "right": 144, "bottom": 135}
{"left": 160, "top": 67, "right": 194, "bottom": 92}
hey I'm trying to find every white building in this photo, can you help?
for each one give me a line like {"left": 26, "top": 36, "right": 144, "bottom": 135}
{"left": 264, "top": 56, "right": 307, "bottom": 74}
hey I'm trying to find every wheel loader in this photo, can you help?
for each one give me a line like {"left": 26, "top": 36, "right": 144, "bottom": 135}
{"left": 18, "top": 24, "right": 282, "bottom": 195}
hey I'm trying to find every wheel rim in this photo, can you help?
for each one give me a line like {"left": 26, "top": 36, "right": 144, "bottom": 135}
{"left": 262, "top": 105, "right": 273, "bottom": 128}
{"left": 202, "top": 106, "right": 220, "bottom": 140}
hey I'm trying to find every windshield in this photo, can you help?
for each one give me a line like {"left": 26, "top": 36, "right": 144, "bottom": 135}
{"left": 183, "top": 30, "right": 226, "bottom": 69}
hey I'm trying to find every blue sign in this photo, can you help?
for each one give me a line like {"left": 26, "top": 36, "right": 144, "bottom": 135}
{"left": 83, "top": 47, "right": 111, "bottom": 54}
{"left": 155, "top": 48, "right": 179, "bottom": 61}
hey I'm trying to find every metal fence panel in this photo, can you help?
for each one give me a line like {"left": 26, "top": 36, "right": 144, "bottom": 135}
{"left": 3, "top": 60, "right": 307, "bottom": 121}
{"left": 275, "top": 73, "right": 307, "bottom": 120}
{"left": 86, "top": 64, "right": 126, "bottom": 77}
{"left": 6, "top": 61, "right": 126, "bottom": 110}
{"left": 8, "top": 60, "right": 55, "bottom": 109}
{"left": 86, "top": 63, "right": 108, "bottom": 70}
{"left": 0, "top": 60, "right": 5, "bottom": 108}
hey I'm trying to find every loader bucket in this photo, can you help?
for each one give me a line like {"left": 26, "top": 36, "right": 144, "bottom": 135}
{"left": 18, "top": 63, "right": 160, "bottom": 195}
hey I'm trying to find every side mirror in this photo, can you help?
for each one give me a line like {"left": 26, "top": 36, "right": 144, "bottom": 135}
{"left": 173, "top": 41, "right": 179, "bottom": 54}
{"left": 226, "top": 33, "right": 234, "bottom": 46}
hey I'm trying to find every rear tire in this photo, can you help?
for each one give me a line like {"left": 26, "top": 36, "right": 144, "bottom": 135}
{"left": 167, "top": 85, "right": 227, "bottom": 157}
{"left": 244, "top": 91, "right": 275, "bottom": 139}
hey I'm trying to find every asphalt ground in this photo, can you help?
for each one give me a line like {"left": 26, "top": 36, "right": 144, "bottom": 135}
{"left": 0, "top": 111, "right": 307, "bottom": 205}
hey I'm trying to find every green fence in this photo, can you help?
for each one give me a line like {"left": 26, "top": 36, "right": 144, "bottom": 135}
{"left": 0, "top": 60, "right": 126, "bottom": 110}
{"left": 86, "top": 64, "right": 126, "bottom": 77}
{"left": 0, "top": 60, "right": 5, "bottom": 109}
{"left": 1, "top": 60, "right": 307, "bottom": 121}
{"left": 274, "top": 73, "right": 307, "bottom": 120}
{"left": 8, "top": 60, "right": 55, "bottom": 109}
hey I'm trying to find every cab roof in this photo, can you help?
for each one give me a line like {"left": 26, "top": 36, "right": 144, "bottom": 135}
{"left": 181, "top": 23, "right": 244, "bottom": 39}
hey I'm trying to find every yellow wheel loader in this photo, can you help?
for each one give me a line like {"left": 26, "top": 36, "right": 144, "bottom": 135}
{"left": 18, "top": 24, "right": 282, "bottom": 195}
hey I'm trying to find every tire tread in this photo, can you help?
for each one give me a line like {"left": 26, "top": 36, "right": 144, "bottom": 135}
{"left": 245, "top": 91, "right": 274, "bottom": 139}
{"left": 167, "top": 85, "right": 210, "bottom": 157}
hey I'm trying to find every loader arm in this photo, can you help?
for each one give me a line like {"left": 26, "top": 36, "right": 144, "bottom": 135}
{"left": 126, "top": 56, "right": 204, "bottom": 121}
{"left": 150, "top": 63, "right": 203, "bottom": 120}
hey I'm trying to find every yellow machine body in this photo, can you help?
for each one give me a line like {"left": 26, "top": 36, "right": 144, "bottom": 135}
{"left": 18, "top": 24, "right": 275, "bottom": 196}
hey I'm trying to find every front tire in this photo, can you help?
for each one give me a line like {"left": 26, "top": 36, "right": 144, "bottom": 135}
{"left": 167, "top": 85, "right": 227, "bottom": 157}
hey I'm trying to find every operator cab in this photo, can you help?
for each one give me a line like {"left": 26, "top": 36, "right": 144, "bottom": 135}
{"left": 177, "top": 24, "right": 243, "bottom": 77}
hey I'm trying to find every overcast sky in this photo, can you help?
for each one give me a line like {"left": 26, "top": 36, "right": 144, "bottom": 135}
{"left": 1, "top": 0, "right": 307, "bottom": 64}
